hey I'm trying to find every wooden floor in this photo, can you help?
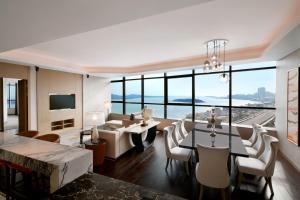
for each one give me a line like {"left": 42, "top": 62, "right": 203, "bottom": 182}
{"left": 95, "top": 132, "right": 300, "bottom": 200}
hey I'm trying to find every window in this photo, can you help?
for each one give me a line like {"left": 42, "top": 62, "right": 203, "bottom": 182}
{"left": 111, "top": 82, "right": 123, "bottom": 101}
{"left": 110, "top": 65, "right": 276, "bottom": 128}
{"left": 125, "top": 80, "right": 141, "bottom": 103}
{"left": 167, "top": 70, "right": 192, "bottom": 76}
{"left": 195, "top": 74, "right": 229, "bottom": 106}
{"left": 232, "top": 108, "right": 275, "bottom": 127}
{"left": 111, "top": 103, "right": 123, "bottom": 114}
{"left": 7, "top": 83, "right": 17, "bottom": 109}
{"left": 195, "top": 106, "right": 229, "bottom": 123}
{"left": 231, "top": 61, "right": 276, "bottom": 70}
{"left": 168, "top": 77, "right": 192, "bottom": 104}
{"left": 144, "top": 73, "right": 164, "bottom": 78}
{"left": 126, "top": 103, "right": 141, "bottom": 114}
{"left": 144, "top": 78, "right": 164, "bottom": 103}
{"left": 167, "top": 105, "right": 192, "bottom": 120}
{"left": 144, "top": 104, "right": 164, "bottom": 118}
{"left": 232, "top": 69, "right": 275, "bottom": 107}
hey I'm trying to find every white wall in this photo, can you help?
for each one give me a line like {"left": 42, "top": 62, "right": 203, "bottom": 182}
{"left": 276, "top": 48, "right": 300, "bottom": 171}
{"left": 83, "top": 76, "right": 111, "bottom": 128}
{"left": 28, "top": 66, "right": 37, "bottom": 130}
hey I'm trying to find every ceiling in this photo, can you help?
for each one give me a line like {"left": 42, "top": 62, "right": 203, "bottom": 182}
{"left": 0, "top": 0, "right": 299, "bottom": 76}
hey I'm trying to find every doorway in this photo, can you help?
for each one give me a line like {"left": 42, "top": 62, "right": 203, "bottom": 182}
{"left": 0, "top": 78, "right": 28, "bottom": 133}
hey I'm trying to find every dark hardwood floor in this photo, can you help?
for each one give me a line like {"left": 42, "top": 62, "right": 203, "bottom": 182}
{"left": 95, "top": 132, "right": 300, "bottom": 200}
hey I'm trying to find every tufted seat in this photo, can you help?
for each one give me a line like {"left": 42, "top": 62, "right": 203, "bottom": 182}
{"left": 164, "top": 125, "right": 191, "bottom": 175}
{"left": 241, "top": 124, "right": 261, "bottom": 147}
{"left": 245, "top": 127, "right": 267, "bottom": 158}
{"left": 179, "top": 119, "right": 190, "bottom": 139}
{"left": 236, "top": 134, "right": 279, "bottom": 196}
{"left": 171, "top": 121, "right": 184, "bottom": 146}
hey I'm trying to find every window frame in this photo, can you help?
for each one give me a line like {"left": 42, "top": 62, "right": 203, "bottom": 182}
{"left": 111, "top": 66, "right": 276, "bottom": 127}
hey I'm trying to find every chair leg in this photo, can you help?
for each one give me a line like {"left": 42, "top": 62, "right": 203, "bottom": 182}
{"left": 199, "top": 184, "right": 204, "bottom": 200}
{"left": 236, "top": 172, "right": 243, "bottom": 189}
{"left": 165, "top": 158, "right": 170, "bottom": 170}
{"left": 265, "top": 177, "right": 274, "bottom": 196}
{"left": 185, "top": 161, "right": 189, "bottom": 176}
{"left": 5, "top": 166, "right": 10, "bottom": 200}
{"left": 221, "top": 188, "right": 227, "bottom": 200}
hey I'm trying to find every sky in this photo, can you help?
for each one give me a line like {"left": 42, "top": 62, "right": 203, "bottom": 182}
{"left": 111, "top": 68, "right": 276, "bottom": 97}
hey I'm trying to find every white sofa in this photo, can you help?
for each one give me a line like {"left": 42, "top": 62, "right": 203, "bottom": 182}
{"left": 99, "top": 126, "right": 134, "bottom": 159}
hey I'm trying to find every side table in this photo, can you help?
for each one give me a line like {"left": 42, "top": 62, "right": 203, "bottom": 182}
{"left": 84, "top": 139, "right": 106, "bottom": 167}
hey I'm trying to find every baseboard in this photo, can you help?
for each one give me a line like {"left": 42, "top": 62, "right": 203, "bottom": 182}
{"left": 279, "top": 149, "right": 300, "bottom": 172}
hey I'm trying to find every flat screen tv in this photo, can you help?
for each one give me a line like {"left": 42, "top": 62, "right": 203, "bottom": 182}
{"left": 49, "top": 94, "right": 75, "bottom": 110}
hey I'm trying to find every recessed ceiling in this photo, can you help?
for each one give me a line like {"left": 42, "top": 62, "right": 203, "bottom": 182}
{"left": 0, "top": 0, "right": 299, "bottom": 75}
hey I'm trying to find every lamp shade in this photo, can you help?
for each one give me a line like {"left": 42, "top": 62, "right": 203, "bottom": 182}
{"left": 86, "top": 111, "right": 105, "bottom": 126}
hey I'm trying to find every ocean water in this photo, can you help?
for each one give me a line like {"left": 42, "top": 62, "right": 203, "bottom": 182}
{"left": 111, "top": 96, "right": 262, "bottom": 119}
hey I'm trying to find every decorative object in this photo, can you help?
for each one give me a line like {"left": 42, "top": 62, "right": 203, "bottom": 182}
{"left": 287, "top": 68, "right": 299, "bottom": 146}
{"left": 142, "top": 107, "right": 153, "bottom": 126}
{"left": 203, "top": 39, "right": 229, "bottom": 82}
{"left": 86, "top": 111, "right": 105, "bottom": 143}
{"left": 209, "top": 107, "right": 216, "bottom": 137}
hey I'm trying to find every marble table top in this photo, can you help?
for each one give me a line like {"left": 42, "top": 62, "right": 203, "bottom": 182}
{"left": 0, "top": 132, "right": 93, "bottom": 193}
{"left": 52, "top": 173, "right": 186, "bottom": 200}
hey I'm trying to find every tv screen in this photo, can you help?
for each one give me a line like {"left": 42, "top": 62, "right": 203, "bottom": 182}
{"left": 49, "top": 94, "right": 75, "bottom": 110}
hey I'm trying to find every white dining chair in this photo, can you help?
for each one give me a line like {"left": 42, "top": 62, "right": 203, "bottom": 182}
{"left": 195, "top": 144, "right": 230, "bottom": 200}
{"left": 179, "top": 119, "right": 190, "bottom": 139}
{"left": 236, "top": 134, "right": 279, "bottom": 196}
{"left": 164, "top": 125, "right": 192, "bottom": 175}
{"left": 245, "top": 127, "right": 267, "bottom": 158}
{"left": 242, "top": 124, "right": 262, "bottom": 147}
{"left": 172, "top": 121, "right": 184, "bottom": 146}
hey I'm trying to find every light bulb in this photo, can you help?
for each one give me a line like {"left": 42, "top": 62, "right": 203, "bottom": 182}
{"left": 219, "top": 73, "right": 229, "bottom": 83}
{"left": 211, "top": 55, "right": 217, "bottom": 61}
{"left": 212, "top": 60, "right": 217, "bottom": 65}
{"left": 204, "top": 60, "right": 210, "bottom": 67}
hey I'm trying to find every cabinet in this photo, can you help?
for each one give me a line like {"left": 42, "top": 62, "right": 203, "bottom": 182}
{"left": 51, "top": 118, "right": 74, "bottom": 131}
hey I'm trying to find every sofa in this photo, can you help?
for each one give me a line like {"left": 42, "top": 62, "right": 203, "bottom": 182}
{"left": 98, "top": 127, "right": 134, "bottom": 159}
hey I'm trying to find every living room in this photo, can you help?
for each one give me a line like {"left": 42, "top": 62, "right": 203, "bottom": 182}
{"left": 1, "top": 0, "right": 300, "bottom": 200}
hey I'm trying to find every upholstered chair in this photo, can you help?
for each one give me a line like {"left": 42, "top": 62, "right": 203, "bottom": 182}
{"left": 171, "top": 121, "right": 184, "bottom": 146}
{"left": 245, "top": 127, "right": 267, "bottom": 158}
{"left": 195, "top": 144, "right": 230, "bottom": 200}
{"left": 242, "top": 124, "right": 262, "bottom": 147}
{"left": 236, "top": 134, "right": 279, "bottom": 196}
{"left": 164, "top": 125, "right": 191, "bottom": 175}
{"left": 179, "top": 119, "right": 190, "bottom": 139}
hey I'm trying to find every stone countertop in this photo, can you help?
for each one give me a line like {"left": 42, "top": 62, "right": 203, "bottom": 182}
{"left": 0, "top": 132, "right": 93, "bottom": 193}
{"left": 52, "top": 173, "right": 186, "bottom": 200}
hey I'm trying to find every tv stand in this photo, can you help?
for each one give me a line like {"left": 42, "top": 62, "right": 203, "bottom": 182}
{"left": 51, "top": 118, "right": 74, "bottom": 131}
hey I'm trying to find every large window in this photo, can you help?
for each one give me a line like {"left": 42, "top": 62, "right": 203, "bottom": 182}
{"left": 110, "top": 65, "right": 276, "bottom": 127}
{"left": 7, "top": 83, "right": 17, "bottom": 109}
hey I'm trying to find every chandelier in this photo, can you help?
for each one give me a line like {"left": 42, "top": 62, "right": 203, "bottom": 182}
{"left": 203, "top": 39, "right": 229, "bottom": 82}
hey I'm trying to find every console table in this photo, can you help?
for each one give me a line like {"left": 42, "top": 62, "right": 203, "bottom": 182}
{"left": 125, "top": 121, "right": 160, "bottom": 152}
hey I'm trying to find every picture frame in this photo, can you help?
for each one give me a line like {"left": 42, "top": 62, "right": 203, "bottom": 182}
{"left": 287, "top": 67, "right": 300, "bottom": 146}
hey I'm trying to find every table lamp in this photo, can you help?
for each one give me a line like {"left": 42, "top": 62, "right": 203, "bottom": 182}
{"left": 86, "top": 111, "right": 105, "bottom": 143}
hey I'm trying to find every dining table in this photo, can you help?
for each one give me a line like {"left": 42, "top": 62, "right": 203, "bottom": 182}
{"left": 180, "top": 123, "right": 249, "bottom": 158}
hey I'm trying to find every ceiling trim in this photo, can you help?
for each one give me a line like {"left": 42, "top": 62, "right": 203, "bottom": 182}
{"left": 84, "top": 44, "right": 267, "bottom": 73}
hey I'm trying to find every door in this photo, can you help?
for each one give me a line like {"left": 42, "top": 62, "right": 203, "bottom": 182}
{"left": 18, "top": 79, "right": 28, "bottom": 132}
{"left": 0, "top": 78, "right": 3, "bottom": 131}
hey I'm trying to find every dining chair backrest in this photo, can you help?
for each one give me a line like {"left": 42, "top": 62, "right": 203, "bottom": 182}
{"left": 164, "top": 125, "right": 176, "bottom": 158}
{"left": 252, "top": 127, "right": 268, "bottom": 157}
{"left": 259, "top": 134, "right": 279, "bottom": 177}
{"left": 196, "top": 144, "right": 230, "bottom": 188}
{"left": 248, "top": 124, "right": 259, "bottom": 144}
{"left": 172, "top": 121, "right": 183, "bottom": 146}
{"left": 179, "top": 119, "right": 189, "bottom": 138}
